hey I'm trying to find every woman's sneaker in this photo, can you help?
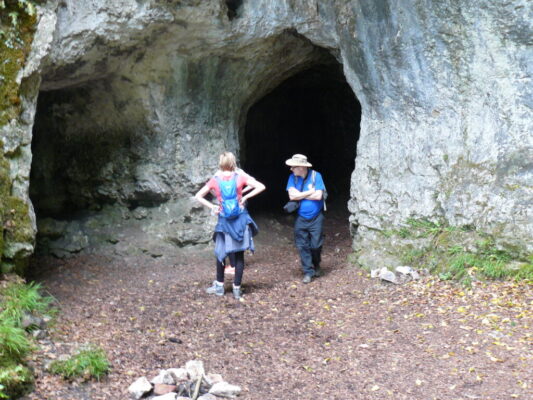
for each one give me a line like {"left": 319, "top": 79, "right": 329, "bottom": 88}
{"left": 206, "top": 281, "right": 224, "bottom": 296}
{"left": 232, "top": 286, "right": 242, "bottom": 300}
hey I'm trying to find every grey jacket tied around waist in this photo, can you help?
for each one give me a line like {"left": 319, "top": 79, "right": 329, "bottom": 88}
{"left": 213, "top": 210, "right": 258, "bottom": 262}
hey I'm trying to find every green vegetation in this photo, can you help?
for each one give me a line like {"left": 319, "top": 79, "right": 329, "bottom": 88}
{"left": 0, "top": 363, "right": 33, "bottom": 399}
{"left": 0, "top": 143, "right": 9, "bottom": 264}
{"left": 1, "top": 282, "right": 53, "bottom": 322}
{"left": 1, "top": 0, "right": 42, "bottom": 271}
{"left": 0, "top": 278, "right": 54, "bottom": 399}
{"left": 0, "top": 0, "right": 41, "bottom": 126}
{"left": 49, "top": 346, "right": 110, "bottom": 381}
{"left": 0, "top": 320, "right": 30, "bottom": 361}
{"left": 383, "top": 218, "right": 532, "bottom": 286}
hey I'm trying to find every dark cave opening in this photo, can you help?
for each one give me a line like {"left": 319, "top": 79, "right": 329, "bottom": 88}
{"left": 29, "top": 86, "right": 143, "bottom": 221}
{"left": 225, "top": 0, "right": 243, "bottom": 20}
{"left": 242, "top": 59, "right": 361, "bottom": 214}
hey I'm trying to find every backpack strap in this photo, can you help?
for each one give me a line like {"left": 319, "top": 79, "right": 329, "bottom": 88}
{"left": 311, "top": 170, "right": 326, "bottom": 211}
{"left": 215, "top": 172, "right": 238, "bottom": 184}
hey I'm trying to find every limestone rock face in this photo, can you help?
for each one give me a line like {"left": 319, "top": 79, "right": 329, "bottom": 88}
{"left": 344, "top": 0, "right": 533, "bottom": 260}
{"left": 1, "top": 0, "right": 531, "bottom": 264}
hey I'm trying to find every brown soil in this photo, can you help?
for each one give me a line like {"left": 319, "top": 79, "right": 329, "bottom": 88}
{"left": 24, "top": 211, "right": 532, "bottom": 400}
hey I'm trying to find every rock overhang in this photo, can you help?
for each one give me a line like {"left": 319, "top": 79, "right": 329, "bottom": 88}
{"left": 1, "top": 0, "right": 531, "bottom": 268}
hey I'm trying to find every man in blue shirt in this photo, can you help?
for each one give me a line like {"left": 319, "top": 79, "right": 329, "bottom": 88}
{"left": 285, "top": 154, "right": 326, "bottom": 283}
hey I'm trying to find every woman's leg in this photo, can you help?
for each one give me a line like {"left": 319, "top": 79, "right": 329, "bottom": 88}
{"left": 216, "top": 258, "right": 225, "bottom": 283}
{"left": 228, "top": 252, "right": 237, "bottom": 267}
{"left": 206, "top": 258, "right": 226, "bottom": 296}
{"left": 232, "top": 251, "right": 245, "bottom": 286}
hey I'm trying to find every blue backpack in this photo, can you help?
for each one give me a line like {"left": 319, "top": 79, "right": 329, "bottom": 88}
{"left": 216, "top": 174, "right": 242, "bottom": 219}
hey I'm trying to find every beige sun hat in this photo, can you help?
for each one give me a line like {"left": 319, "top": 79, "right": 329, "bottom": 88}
{"left": 285, "top": 154, "right": 312, "bottom": 167}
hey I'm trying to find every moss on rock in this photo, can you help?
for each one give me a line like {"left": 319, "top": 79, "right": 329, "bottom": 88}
{"left": 0, "top": 1, "right": 38, "bottom": 126}
{"left": 1, "top": 1, "right": 39, "bottom": 274}
{"left": 1, "top": 196, "right": 34, "bottom": 274}
{"left": 0, "top": 141, "right": 10, "bottom": 265}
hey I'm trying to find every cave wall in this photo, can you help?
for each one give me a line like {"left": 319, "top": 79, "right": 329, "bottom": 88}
{"left": 1, "top": 0, "right": 531, "bottom": 267}
{"left": 335, "top": 0, "right": 532, "bottom": 258}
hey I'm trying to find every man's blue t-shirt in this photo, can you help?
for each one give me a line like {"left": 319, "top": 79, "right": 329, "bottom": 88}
{"left": 286, "top": 170, "right": 325, "bottom": 219}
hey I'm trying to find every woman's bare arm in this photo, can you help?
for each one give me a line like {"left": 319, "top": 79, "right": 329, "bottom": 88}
{"left": 194, "top": 185, "right": 219, "bottom": 213}
{"left": 241, "top": 178, "right": 266, "bottom": 204}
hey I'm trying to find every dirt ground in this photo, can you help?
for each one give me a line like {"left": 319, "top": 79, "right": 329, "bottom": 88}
{"left": 25, "top": 210, "right": 532, "bottom": 400}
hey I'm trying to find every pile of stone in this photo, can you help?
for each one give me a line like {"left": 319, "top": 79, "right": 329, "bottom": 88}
{"left": 370, "top": 266, "right": 422, "bottom": 284}
{"left": 128, "top": 360, "right": 241, "bottom": 400}
{"left": 22, "top": 312, "right": 50, "bottom": 339}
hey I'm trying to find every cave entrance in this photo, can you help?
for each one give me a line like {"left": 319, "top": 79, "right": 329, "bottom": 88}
{"left": 242, "top": 57, "right": 361, "bottom": 214}
{"left": 29, "top": 86, "right": 139, "bottom": 221}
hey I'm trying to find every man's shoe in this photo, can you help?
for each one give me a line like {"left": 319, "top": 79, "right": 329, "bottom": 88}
{"left": 302, "top": 274, "right": 313, "bottom": 284}
{"left": 232, "top": 286, "right": 242, "bottom": 300}
{"left": 206, "top": 281, "right": 224, "bottom": 296}
{"left": 314, "top": 266, "right": 322, "bottom": 277}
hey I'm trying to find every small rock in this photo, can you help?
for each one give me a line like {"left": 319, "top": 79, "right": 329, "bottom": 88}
{"left": 153, "top": 393, "right": 177, "bottom": 400}
{"left": 395, "top": 266, "right": 413, "bottom": 275}
{"left": 395, "top": 265, "right": 420, "bottom": 280}
{"left": 489, "top": 330, "right": 505, "bottom": 339}
{"left": 168, "top": 368, "right": 188, "bottom": 382}
{"left": 378, "top": 267, "right": 398, "bottom": 284}
{"left": 204, "top": 373, "right": 224, "bottom": 387}
{"left": 209, "top": 382, "right": 241, "bottom": 398}
{"left": 22, "top": 313, "right": 45, "bottom": 330}
{"left": 153, "top": 383, "right": 177, "bottom": 395}
{"left": 151, "top": 369, "right": 176, "bottom": 385}
{"left": 185, "top": 360, "right": 205, "bottom": 381}
{"left": 32, "top": 329, "right": 46, "bottom": 339}
{"left": 128, "top": 376, "right": 152, "bottom": 400}
{"left": 198, "top": 394, "right": 218, "bottom": 400}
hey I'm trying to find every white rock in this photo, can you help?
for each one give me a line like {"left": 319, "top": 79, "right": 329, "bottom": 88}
{"left": 209, "top": 382, "right": 242, "bottom": 398}
{"left": 378, "top": 267, "right": 399, "bottom": 284}
{"left": 205, "top": 373, "right": 224, "bottom": 386}
{"left": 185, "top": 360, "right": 205, "bottom": 381}
{"left": 198, "top": 394, "right": 218, "bottom": 400}
{"left": 151, "top": 369, "right": 175, "bottom": 385}
{"left": 396, "top": 266, "right": 420, "bottom": 280}
{"left": 168, "top": 367, "right": 188, "bottom": 382}
{"left": 410, "top": 270, "right": 420, "bottom": 280}
{"left": 128, "top": 376, "right": 152, "bottom": 400}
{"left": 370, "top": 268, "right": 381, "bottom": 278}
{"left": 395, "top": 266, "right": 413, "bottom": 275}
{"left": 153, "top": 393, "right": 177, "bottom": 400}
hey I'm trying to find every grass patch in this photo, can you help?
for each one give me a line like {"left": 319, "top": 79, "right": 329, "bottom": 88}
{"left": 0, "top": 319, "right": 31, "bottom": 361}
{"left": 0, "top": 277, "right": 55, "bottom": 399}
{"left": 381, "top": 219, "right": 532, "bottom": 285}
{"left": 49, "top": 346, "right": 110, "bottom": 381}
{"left": 0, "top": 282, "right": 53, "bottom": 323}
{"left": 0, "top": 362, "right": 33, "bottom": 399}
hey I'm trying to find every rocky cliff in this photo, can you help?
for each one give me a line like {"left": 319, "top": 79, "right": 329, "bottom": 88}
{"left": 1, "top": 0, "right": 531, "bottom": 271}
